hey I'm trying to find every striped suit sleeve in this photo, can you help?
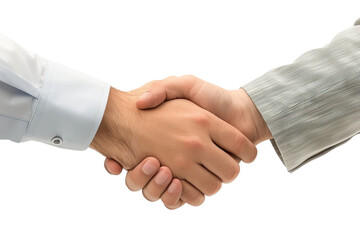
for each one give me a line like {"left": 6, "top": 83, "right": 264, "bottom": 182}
{"left": 243, "top": 22, "right": 360, "bottom": 172}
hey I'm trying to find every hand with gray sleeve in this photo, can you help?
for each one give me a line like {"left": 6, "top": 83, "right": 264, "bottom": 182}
{"left": 109, "top": 18, "right": 360, "bottom": 208}
{"left": 243, "top": 19, "right": 360, "bottom": 171}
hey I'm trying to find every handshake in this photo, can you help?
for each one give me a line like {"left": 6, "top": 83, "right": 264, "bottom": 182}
{"left": 0, "top": 21, "right": 357, "bottom": 210}
{"left": 90, "top": 75, "right": 273, "bottom": 209}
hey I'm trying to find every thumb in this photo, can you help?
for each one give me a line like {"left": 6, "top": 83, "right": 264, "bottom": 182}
{"left": 136, "top": 76, "right": 198, "bottom": 109}
{"left": 136, "top": 87, "right": 167, "bottom": 109}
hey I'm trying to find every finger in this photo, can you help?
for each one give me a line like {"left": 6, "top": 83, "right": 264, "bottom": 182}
{"left": 165, "top": 200, "right": 185, "bottom": 210}
{"left": 136, "top": 76, "right": 200, "bottom": 109}
{"left": 142, "top": 166, "right": 173, "bottom": 202}
{"left": 125, "top": 157, "right": 161, "bottom": 191}
{"left": 209, "top": 116, "right": 257, "bottom": 163}
{"left": 178, "top": 162, "right": 222, "bottom": 196}
{"left": 201, "top": 145, "right": 241, "bottom": 183}
{"left": 161, "top": 179, "right": 184, "bottom": 209}
{"left": 104, "top": 158, "right": 123, "bottom": 175}
{"left": 180, "top": 180, "right": 205, "bottom": 206}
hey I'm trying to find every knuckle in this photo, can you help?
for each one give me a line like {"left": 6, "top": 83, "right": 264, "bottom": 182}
{"left": 223, "top": 164, "right": 240, "bottom": 183}
{"left": 233, "top": 133, "right": 246, "bottom": 155}
{"left": 205, "top": 179, "right": 222, "bottom": 196}
{"left": 234, "top": 133, "right": 246, "bottom": 148}
{"left": 165, "top": 76, "right": 178, "bottom": 81}
{"left": 183, "top": 136, "right": 205, "bottom": 151}
{"left": 180, "top": 74, "right": 197, "bottom": 80}
{"left": 191, "top": 112, "right": 210, "bottom": 127}
{"left": 180, "top": 74, "right": 199, "bottom": 82}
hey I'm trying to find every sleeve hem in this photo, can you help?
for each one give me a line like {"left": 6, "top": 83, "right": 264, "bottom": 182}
{"left": 242, "top": 25, "right": 360, "bottom": 171}
{"left": 80, "top": 79, "right": 110, "bottom": 150}
{"left": 23, "top": 61, "right": 110, "bottom": 150}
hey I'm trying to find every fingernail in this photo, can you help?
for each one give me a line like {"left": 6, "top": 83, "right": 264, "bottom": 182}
{"left": 138, "top": 91, "right": 150, "bottom": 100}
{"left": 155, "top": 171, "right": 169, "bottom": 185}
{"left": 167, "top": 181, "right": 178, "bottom": 194}
{"left": 142, "top": 161, "right": 157, "bottom": 175}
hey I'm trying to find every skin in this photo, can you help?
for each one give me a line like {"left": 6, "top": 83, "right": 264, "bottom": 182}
{"left": 91, "top": 84, "right": 257, "bottom": 206}
{"left": 104, "top": 75, "right": 272, "bottom": 209}
{"left": 105, "top": 156, "right": 184, "bottom": 209}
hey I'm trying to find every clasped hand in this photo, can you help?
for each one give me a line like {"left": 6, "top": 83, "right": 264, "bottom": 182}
{"left": 91, "top": 75, "right": 271, "bottom": 209}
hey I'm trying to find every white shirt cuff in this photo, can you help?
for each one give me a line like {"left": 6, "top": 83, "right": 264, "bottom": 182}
{"left": 23, "top": 61, "right": 110, "bottom": 150}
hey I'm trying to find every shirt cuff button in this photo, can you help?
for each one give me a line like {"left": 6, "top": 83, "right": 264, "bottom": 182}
{"left": 51, "top": 136, "right": 63, "bottom": 145}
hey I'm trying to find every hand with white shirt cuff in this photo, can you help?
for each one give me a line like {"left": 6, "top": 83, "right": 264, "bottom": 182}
{"left": 0, "top": 33, "right": 256, "bottom": 209}
{"left": 104, "top": 75, "right": 270, "bottom": 209}
{"left": 92, "top": 83, "right": 257, "bottom": 208}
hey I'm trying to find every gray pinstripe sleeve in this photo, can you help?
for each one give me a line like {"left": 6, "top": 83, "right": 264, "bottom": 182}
{"left": 242, "top": 21, "right": 360, "bottom": 172}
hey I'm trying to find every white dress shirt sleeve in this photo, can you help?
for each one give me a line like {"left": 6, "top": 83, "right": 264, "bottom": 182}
{"left": 0, "top": 34, "right": 110, "bottom": 150}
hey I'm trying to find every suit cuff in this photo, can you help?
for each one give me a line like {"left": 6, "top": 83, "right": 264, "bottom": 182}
{"left": 242, "top": 25, "right": 360, "bottom": 172}
{"left": 23, "top": 61, "right": 110, "bottom": 150}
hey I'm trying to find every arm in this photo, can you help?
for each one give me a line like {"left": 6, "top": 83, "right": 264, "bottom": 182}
{"left": 0, "top": 33, "right": 109, "bottom": 150}
{"left": 128, "top": 19, "right": 360, "bottom": 173}
{"left": 0, "top": 33, "right": 184, "bottom": 208}
{"left": 243, "top": 21, "right": 360, "bottom": 171}
{"left": 0, "top": 34, "right": 256, "bottom": 208}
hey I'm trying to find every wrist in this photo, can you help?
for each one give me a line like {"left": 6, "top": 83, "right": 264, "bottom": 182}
{"left": 90, "top": 87, "right": 135, "bottom": 169}
{"left": 231, "top": 89, "right": 272, "bottom": 144}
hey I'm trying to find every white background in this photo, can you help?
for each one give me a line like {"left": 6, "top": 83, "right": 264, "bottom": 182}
{"left": 0, "top": 0, "right": 359, "bottom": 239}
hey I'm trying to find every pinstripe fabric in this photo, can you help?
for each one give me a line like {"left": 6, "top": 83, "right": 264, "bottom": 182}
{"left": 243, "top": 21, "right": 360, "bottom": 172}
